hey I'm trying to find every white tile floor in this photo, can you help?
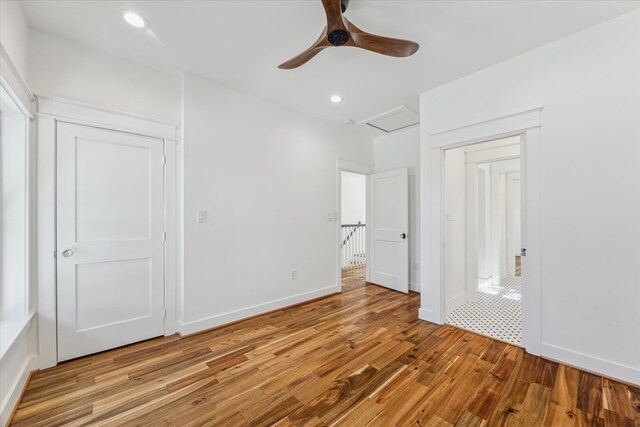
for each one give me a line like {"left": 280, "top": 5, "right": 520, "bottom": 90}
{"left": 445, "top": 275, "right": 522, "bottom": 346}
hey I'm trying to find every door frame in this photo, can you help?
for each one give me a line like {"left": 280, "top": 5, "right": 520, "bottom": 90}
{"left": 335, "top": 159, "right": 374, "bottom": 290}
{"left": 420, "top": 107, "right": 542, "bottom": 355}
{"left": 36, "top": 96, "right": 180, "bottom": 368}
{"left": 505, "top": 171, "right": 521, "bottom": 277}
{"left": 464, "top": 146, "right": 520, "bottom": 302}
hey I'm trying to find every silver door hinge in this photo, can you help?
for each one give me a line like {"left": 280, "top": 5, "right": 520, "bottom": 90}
{"left": 54, "top": 250, "right": 57, "bottom": 258}
{"left": 163, "top": 309, "right": 167, "bottom": 319}
{"left": 520, "top": 248, "right": 527, "bottom": 257}
{"left": 163, "top": 231, "right": 167, "bottom": 242}
{"left": 162, "top": 155, "right": 167, "bottom": 165}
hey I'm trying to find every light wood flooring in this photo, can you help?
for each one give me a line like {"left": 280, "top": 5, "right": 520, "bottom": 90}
{"left": 10, "top": 268, "right": 640, "bottom": 426}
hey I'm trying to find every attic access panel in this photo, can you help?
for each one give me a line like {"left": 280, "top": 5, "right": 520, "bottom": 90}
{"left": 361, "top": 106, "right": 419, "bottom": 133}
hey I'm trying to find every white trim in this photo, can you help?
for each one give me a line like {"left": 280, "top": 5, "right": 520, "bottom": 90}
{"left": 465, "top": 144, "right": 520, "bottom": 165}
{"left": 336, "top": 158, "right": 374, "bottom": 175}
{"left": 163, "top": 139, "right": 178, "bottom": 335}
{"left": 36, "top": 99, "right": 180, "bottom": 369}
{"left": 488, "top": 159, "right": 520, "bottom": 287}
{"left": 541, "top": 343, "right": 640, "bottom": 386}
{"left": 0, "top": 312, "right": 34, "bottom": 360}
{"left": 420, "top": 107, "right": 543, "bottom": 356}
{"left": 418, "top": 307, "right": 432, "bottom": 320}
{"left": 0, "top": 43, "right": 35, "bottom": 111}
{"left": 409, "top": 282, "right": 420, "bottom": 292}
{"left": 0, "top": 75, "right": 32, "bottom": 119}
{"left": 465, "top": 162, "right": 478, "bottom": 302}
{"left": 430, "top": 108, "right": 542, "bottom": 147}
{"left": 445, "top": 291, "right": 467, "bottom": 313}
{"left": 0, "top": 75, "right": 34, "bottom": 363}
{"left": 178, "top": 285, "right": 340, "bottom": 336}
{"left": 36, "top": 96, "right": 178, "bottom": 140}
{"left": 37, "top": 116, "right": 57, "bottom": 369}
{"left": 0, "top": 355, "right": 38, "bottom": 427}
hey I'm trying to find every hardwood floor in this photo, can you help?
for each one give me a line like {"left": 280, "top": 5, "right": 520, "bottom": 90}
{"left": 11, "top": 269, "right": 639, "bottom": 426}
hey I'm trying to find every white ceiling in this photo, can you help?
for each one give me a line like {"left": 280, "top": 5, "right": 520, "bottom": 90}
{"left": 20, "top": 1, "right": 640, "bottom": 127}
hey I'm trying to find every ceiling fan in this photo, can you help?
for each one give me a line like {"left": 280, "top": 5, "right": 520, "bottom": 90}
{"left": 278, "top": 0, "right": 419, "bottom": 69}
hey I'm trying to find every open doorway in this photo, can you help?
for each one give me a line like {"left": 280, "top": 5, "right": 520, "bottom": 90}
{"left": 340, "top": 171, "right": 367, "bottom": 288}
{"left": 443, "top": 136, "right": 523, "bottom": 346}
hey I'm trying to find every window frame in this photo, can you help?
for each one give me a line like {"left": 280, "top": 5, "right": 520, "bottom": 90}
{"left": 0, "top": 75, "right": 34, "bottom": 359}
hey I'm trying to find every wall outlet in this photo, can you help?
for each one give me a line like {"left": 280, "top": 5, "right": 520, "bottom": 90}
{"left": 327, "top": 211, "right": 337, "bottom": 222}
{"left": 290, "top": 269, "right": 297, "bottom": 280}
{"left": 197, "top": 210, "right": 207, "bottom": 223}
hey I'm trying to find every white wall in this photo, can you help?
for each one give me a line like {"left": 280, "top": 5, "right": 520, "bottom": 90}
{"left": 421, "top": 10, "right": 640, "bottom": 384}
{"left": 0, "top": 0, "right": 29, "bottom": 79}
{"left": 374, "top": 127, "right": 420, "bottom": 291}
{"left": 341, "top": 171, "right": 366, "bottom": 225}
{"left": 443, "top": 146, "right": 466, "bottom": 308}
{"left": 0, "top": 3, "right": 39, "bottom": 425}
{"left": 28, "top": 30, "right": 181, "bottom": 123}
{"left": 181, "top": 73, "right": 373, "bottom": 333}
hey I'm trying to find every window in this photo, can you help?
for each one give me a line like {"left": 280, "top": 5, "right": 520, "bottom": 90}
{"left": 0, "top": 83, "right": 29, "bottom": 357}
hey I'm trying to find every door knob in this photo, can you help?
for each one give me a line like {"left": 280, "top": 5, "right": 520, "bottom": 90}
{"left": 401, "top": 233, "right": 407, "bottom": 239}
{"left": 62, "top": 249, "right": 74, "bottom": 257}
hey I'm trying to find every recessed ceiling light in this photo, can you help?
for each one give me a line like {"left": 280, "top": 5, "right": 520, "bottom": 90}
{"left": 330, "top": 95, "right": 343, "bottom": 103}
{"left": 123, "top": 12, "right": 147, "bottom": 29}
{"left": 344, "top": 119, "right": 355, "bottom": 125}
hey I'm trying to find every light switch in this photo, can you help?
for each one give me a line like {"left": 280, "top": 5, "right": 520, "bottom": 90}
{"left": 197, "top": 210, "right": 207, "bottom": 223}
{"left": 327, "top": 211, "right": 338, "bottom": 222}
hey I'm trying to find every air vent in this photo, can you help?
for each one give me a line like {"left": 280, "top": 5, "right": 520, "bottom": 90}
{"left": 361, "top": 106, "right": 419, "bottom": 133}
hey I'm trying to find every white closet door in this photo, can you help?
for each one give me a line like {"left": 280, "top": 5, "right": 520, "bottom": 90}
{"left": 368, "top": 168, "right": 409, "bottom": 293}
{"left": 57, "top": 122, "right": 165, "bottom": 361}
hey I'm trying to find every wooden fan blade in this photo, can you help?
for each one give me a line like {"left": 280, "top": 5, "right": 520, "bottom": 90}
{"left": 321, "top": 0, "right": 347, "bottom": 31}
{"left": 278, "top": 28, "right": 330, "bottom": 69}
{"left": 347, "top": 21, "right": 419, "bottom": 57}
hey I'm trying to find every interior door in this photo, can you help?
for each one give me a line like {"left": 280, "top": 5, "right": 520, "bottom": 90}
{"left": 57, "top": 122, "right": 165, "bottom": 361}
{"left": 368, "top": 168, "right": 409, "bottom": 293}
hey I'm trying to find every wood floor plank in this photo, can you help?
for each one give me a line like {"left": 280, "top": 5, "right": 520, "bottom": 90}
{"left": 10, "top": 267, "right": 639, "bottom": 426}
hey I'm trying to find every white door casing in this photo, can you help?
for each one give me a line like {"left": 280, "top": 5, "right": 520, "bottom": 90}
{"left": 368, "top": 168, "right": 409, "bottom": 293}
{"left": 56, "top": 122, "right": 165, "bottom": 361}
{"left": 420, "top": 107, "right": 542, "bottom": 356}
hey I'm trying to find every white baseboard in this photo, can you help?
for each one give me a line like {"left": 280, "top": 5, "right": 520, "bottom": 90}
{"left": 178, "top": 285, "right": 340, "bottom": 336}
{"left": 0, "top": 355, "right": 38, "bottom": 427}
{"left": 419, "top": 308, "right": 443, "bottom": 324}
{"left": 409, "top": 282, "right": 420, "bottom": 292}
{"left": 541, "top": 343, "right": 640, "bottom": 386}
{"left": 445, "top": 291, "right": 466, "bottom": 313}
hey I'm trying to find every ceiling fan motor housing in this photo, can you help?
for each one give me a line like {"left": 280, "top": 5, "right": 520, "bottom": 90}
{"left": 328, "top": 29, "right": 350, "bottom": 45}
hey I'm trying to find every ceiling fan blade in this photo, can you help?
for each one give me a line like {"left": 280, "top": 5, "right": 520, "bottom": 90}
{"left": 321, "top": 0, "right": 347, "bottom": 31}
{"left": 347, "top": 21, "right": 419, "bottom": 57}
{"left": 278, "top": 28, "right": 330, "bottom": 70}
